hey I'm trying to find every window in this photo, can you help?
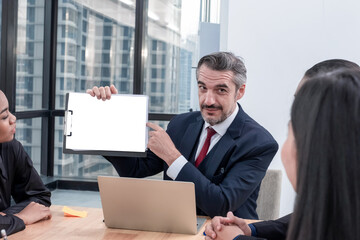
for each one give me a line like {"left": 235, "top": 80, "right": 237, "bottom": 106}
{"left": 25, "top": 60, "right": 34, "bottom": 74}
{"left": 152, "top": 40, "right": 157, "bottom": 50}
{"left": 100, "top": 80, "right": 110, "bottom": 86}
{"left": 63, "top": 7, "right": 78, "bottom": 22}
{"left": 81, "top": 49, "right": 85, "bottom": 61}
{"left": 122, "top": 53, "right": 129, "bottom": 64}
{"left": 23, "top": 118, "right": 32, "bottom": 126}
{"left": 81, "top": 65, "right": 85, "bottom": 75}
{"left": 6, "top": 0, "right": 204, "bottom": 181}
{"left": 151, "top": 68, "right": 157, "bottom": 78}
{"left": 101, "top": 67, "right": 110, "bottom": 77}
{"left": 26, "top": 24, "right": 35, "bottom": 39}
{"left": 16, "top": 0, "right": 45, "bottom": 111}
{"left": 66, "top": 25, "right": 77, "bottom": 39}
{"left": 65, "top": 61, "right": 76, "bottom": 74}
{"left": 66, "top": 79, "right": 73, "bottom": 90}
{"left": 54, "top": 0, "right": 136, "bottom": 178}
{"left": 61, "top": 42, "right": 65, "bottom": 55}
{"left": 121, "top": 67, "right": 128, "bottom": 78}
{"left": 81, "top": 80, "right": 86, "bottom": 90}
{"left": 103, "top": 25, "right": 112, "bottom": 36}
{"left": 82, "top": 35, "right": 86, "bottom": 46}
{"left": 67, "top": 43, "right": 77, "bottom": 57}
{"left": 59, "top": 95, "right": 64, "bottom": 107}
{"left": 17, "top": 76, "right": 34, "bottom": 91}
{"left": 120, "top": 81, "right": 129, "bottom": 92}
{"left": 161, "top": 68, "right": 166, "bottom": 79}
{"left": 150, "top": 96, "right": 164, "bottom": 107}
{"left": 123, "top": 39, "right": 129, "bottom": 50}
{"left": 27, "top": 6, "right": 35, "bottom": 22}
{"left": 103, "top": 39, "right": 111, "bottom": 50}
{"left": 123, "top": 26, "right": 129, "bottom": 36}
{"left": 151, "top": 82, "right": 157, "bottom": 91}
{"left": 58, "top": 130, "right": 63, "bottom": 143}
{"left": 145, "top": 0, "right": 201, "bottom": 113}
{"left": 151, "top": 54, "right": 157, "bottom": 64}
{"left": 102, "top": 53, "right": 110, "bottom": 63}
{"left": 15, "top": 118, "right": 42, "bottom": 172}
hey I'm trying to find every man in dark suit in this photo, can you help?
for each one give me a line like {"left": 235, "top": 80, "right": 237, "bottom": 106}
{"left": 87, "top": 52, "right": 278, "bottom": 219}
{"left": 204, "top": 59, "right": 360, "bottom": 239}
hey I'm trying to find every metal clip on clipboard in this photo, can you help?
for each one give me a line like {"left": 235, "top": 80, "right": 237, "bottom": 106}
{"left": 64, "top": 110, "right": 73, "bottom": 137}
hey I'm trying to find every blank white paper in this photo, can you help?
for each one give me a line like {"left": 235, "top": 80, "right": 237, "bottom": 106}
{"left": 64, "top": 93, "right": 148, "bottom": 153}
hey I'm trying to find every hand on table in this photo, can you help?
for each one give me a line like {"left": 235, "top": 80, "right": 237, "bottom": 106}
{"left": 14, "top": 202, "right": 52, "bottom": 225}
{"left": 205, "top": 211, "right": 251, "bottom": 239}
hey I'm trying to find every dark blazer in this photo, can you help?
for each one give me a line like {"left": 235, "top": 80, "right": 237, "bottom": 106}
{"left": 0, "top": 139, "right": 51, "bottom": 235}
{"left": 235, "top": 236, "right": 266, "bottom": 240}
{"left": 235, "top": 214, "right": 291, "bottom": 240}
{"left": 106, "top": 104, "right": 278, "bottom": 219}
{"left": 252, "top": 214, "right": 290, "bottom": 240}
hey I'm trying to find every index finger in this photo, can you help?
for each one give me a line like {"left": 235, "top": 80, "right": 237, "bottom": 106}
{"left": 86, "top": 89, "right": 95, "bottom": 97}
{"left": 212, "top": 216, "right": 233, "bottom": 230}
{"left": 146, "top": 122, "right": 163, "bottom": 131}
{"left": 204, "top": 223, "right": 217, "bottom": 239}
{"left": 211, "top": 217, "right": 224, "bottom": 231}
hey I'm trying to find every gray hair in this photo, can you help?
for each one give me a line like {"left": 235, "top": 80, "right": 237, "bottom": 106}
{"left": 196, "top": 52, "right": 247, "bottom": 90}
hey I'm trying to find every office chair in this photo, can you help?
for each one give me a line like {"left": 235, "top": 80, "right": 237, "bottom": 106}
{"left": 256, "top": 169, "right": 282, "bottom": 220}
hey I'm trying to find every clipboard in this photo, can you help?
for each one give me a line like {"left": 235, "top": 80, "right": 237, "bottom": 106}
{"left": 63, "top": 92, "right": 148, "bottom": 157}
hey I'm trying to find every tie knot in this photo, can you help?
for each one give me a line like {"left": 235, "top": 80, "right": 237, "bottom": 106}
{"left": 206, "top": 127, "right": 217, "bottom": 138}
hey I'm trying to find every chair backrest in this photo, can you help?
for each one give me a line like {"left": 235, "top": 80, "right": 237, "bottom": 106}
{"left": 256, "top": 169, "right": 282, "bottom": 220}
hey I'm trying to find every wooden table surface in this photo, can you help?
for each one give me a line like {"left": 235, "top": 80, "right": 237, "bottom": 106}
{"left": 9, "top": 205, "right": 259, "bottom": 240}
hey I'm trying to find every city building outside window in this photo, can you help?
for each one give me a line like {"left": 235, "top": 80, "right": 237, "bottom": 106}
{"left": 10, "top": 0, "right": 219, "bottom": 179}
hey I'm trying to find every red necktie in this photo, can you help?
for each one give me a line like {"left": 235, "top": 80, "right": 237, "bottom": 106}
{"left": 195, "top": 127, "right": 217, "bottom": 167}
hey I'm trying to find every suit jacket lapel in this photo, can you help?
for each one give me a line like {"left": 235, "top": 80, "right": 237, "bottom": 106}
{"left": 199, "top": 133, "right": 234, "bottom": 178}
{"left": 201, "top": 104, "right": 246, "bottom": 178}
{"left": 178, "top": 115, "right": 204, "bottom": 162}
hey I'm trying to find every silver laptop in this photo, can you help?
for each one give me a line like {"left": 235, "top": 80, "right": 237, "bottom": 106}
{"left": 98, "top": 176, "right": 204, "bottom": 235}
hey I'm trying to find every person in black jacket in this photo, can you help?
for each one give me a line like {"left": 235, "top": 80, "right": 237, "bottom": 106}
{"left": 205, "top": 59, "right": 360, "bottom": 240}
{"left": 0, "top": 90, "right": 52, "bottom": 235}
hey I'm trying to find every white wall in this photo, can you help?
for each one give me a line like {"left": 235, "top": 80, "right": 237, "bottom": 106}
{"left": 222, "top": 0, "right": 360, "bottom": 217}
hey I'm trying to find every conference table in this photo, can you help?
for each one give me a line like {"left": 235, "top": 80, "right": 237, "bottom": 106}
{"left": 9, "top": 205, "right": 258, "bottom": 240}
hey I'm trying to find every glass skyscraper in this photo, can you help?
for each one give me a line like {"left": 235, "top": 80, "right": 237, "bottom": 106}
{"left": 15, "top": 0, "right": 199, "bottom": 179}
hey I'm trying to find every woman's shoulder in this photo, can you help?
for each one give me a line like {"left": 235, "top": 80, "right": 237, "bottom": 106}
{"left": 1, "top": 139, "right": 25, "bottom": 158}
{"left": 2, "top": 138, "right": 22, "bottom": 149}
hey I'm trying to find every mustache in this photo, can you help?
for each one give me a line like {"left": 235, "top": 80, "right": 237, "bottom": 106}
{"left": 201, "top": 104, "right": 222, "bottom": 110}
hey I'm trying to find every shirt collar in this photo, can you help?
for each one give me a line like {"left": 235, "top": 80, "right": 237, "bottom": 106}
{"left": 204, "top": 104, "right": 239, "bottom": 136}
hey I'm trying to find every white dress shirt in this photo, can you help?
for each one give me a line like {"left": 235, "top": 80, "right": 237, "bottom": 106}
{"left": 167, "top": 105, "right": 239, "bottom": 179}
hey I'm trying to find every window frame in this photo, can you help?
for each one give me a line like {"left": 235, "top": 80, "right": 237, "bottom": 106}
{"left": 0, "top": 0, "right": 177, "bottom": 178}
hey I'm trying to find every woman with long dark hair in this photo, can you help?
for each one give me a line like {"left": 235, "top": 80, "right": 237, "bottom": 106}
{"left": 286, "top": 69, "right": 360, "bottom": 240}
{"left": 205, "top": 69, "right": 360, "bottom": 240}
